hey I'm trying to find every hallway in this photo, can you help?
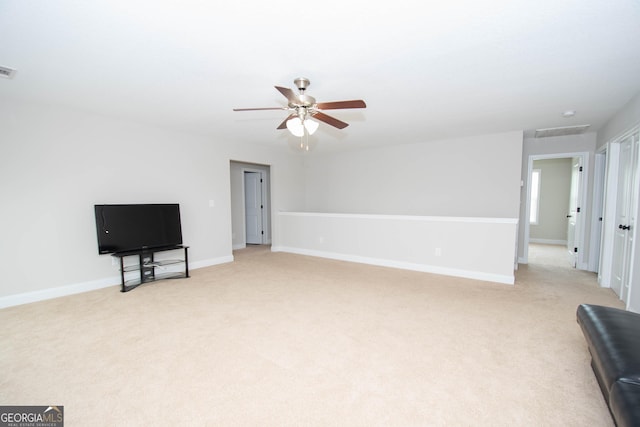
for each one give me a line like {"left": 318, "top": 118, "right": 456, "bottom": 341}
{"left": 528, "top": 243, "right": 574, "bottom": 268}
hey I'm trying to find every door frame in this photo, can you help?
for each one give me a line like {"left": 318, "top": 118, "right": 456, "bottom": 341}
{"left": 589, "top": 147, "right": 607, "bottom": 273}
{"left": 523, "top": 151, "right": 590, "bottom": 268}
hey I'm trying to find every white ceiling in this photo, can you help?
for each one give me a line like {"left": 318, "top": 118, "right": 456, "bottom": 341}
{"left": 2, "top": 0, "right": 640, "bottom": 152}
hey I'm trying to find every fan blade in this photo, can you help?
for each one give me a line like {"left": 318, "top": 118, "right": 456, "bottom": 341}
{"left": 315, "top": 100, "right": 367, "bottom": 110}
{"left": 275, "top": 86, "right": 298, "bottom": 103}
{"left": 277, "top": 113, "right": 297, "bottom": 130}
{"left": 311, "top": 111, "right": 349, "bottom": 129}
{"left": 233, "top": 107, "right": 287, "bottom": 111}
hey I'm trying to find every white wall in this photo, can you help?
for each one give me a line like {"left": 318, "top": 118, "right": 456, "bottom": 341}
{"left": 0, "top": 103, "right": 526, "bottom": 303}
{"left": 0, "top": 99, "right": 305, "bottom": 304}
{"left": 597, "top": 92, "right": 640, "bottom": 149}
{"left": 303, "top": 131, "right": 524, "bottom": 217}
{"left": 530, "top": 158, "right": 571, "bottom": 243}
{"left": 275, "top": 212, "right": 518, "bottom": 284}
{"left": 275, "top": 131, "right": 524, "bottom": 285}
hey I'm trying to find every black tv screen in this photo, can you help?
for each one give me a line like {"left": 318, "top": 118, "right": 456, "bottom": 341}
{"left": 94, "top": 204, "right": 183, "bottom": 254}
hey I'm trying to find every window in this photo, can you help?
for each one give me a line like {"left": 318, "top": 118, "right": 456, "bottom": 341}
{"left": 530, "top": 169, "right": 541, "bottom": 224}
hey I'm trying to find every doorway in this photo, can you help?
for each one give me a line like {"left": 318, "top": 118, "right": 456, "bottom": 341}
{"left": 523, "top": 152, "right": 589, "bottom": 268}
{"left": 229, "top": 161, "right": 271, "bottom": 249}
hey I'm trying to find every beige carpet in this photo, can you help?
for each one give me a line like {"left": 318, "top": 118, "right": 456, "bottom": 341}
{"left": 0, "top": 245, "right": 624, "bottom": 426}
{"left": 528, "top": 243, "right": 575, "bottom": 268}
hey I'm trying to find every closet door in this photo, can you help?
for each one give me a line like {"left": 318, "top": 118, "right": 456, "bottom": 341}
{"left": 611, "top": 133, "right": 639, "bottom": 302}
{"left": 244, "top": 171, "right": 263, "bottom": 245}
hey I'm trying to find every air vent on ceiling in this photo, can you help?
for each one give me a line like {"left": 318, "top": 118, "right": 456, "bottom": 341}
{"left": 0, "top": 66, "right": 17, "bottom": 79}
{"left": 534, "top": 125, "right": 591, "bottom": 138}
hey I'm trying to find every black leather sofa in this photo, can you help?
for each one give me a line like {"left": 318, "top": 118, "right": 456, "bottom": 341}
{"left": 576, "top": 304, "right": 640, "bottom": 427}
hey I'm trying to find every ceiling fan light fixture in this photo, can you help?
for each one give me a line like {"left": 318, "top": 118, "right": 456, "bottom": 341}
{"left": 304, "top": 119, "right": 319, "bottom": 135}
{"left": 286, "top": 117, "right": 318, "bottom": 136}
{"left": 286, "top": 117, "right": 305, "bottom": 137}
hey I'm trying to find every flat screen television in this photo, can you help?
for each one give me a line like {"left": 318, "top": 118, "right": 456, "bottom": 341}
{"left": 94, "top": 204, "right": 183, "bottom": 254}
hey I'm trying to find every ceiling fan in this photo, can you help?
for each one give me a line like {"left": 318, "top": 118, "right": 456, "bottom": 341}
{"left": 233, "top": 77, "right": 366, "bottom": 136}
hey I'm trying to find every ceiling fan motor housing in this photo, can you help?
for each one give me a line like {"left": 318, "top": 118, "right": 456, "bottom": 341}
{"left": 289, "top": 94, "right": 316, "bottom": 109}
{"left": 294, "top": 77, "right": 310, "bottom": 92}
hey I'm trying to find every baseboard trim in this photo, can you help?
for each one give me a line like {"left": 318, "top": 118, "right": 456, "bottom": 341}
{"left": 529, "top": 239, "right": 567, "bottom": 245}
{"left": 189, "top": 255, "right": 234, "bottom": 270}
{"left": 0, "top": 277, "right": 119, "bottom": 309}
{"left": 272, "top": 246, "right": 514, "bottom": 285}
{"left": 0, "top": 255, "right": 234, "bottom": 309}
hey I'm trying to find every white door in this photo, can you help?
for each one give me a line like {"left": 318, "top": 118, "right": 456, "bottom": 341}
{"left": 567, "top": 157, "right": 582, "bottom": 267}
{"left": 626, "top": 134, "right": 639, "bottom": 302}
{"left": 611, "top": 135, "right": 637, "bottom": 299}
{"left": 244, "top": 171, "right": 263, "bottom": 244}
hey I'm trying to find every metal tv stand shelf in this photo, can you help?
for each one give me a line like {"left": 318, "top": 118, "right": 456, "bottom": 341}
{"left": 112, "top": 245, "right": 189, "bottom": 292}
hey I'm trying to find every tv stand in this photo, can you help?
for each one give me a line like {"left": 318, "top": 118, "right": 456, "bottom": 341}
{"left": 112, "top": 245, "right": 189, "bottom": 292}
